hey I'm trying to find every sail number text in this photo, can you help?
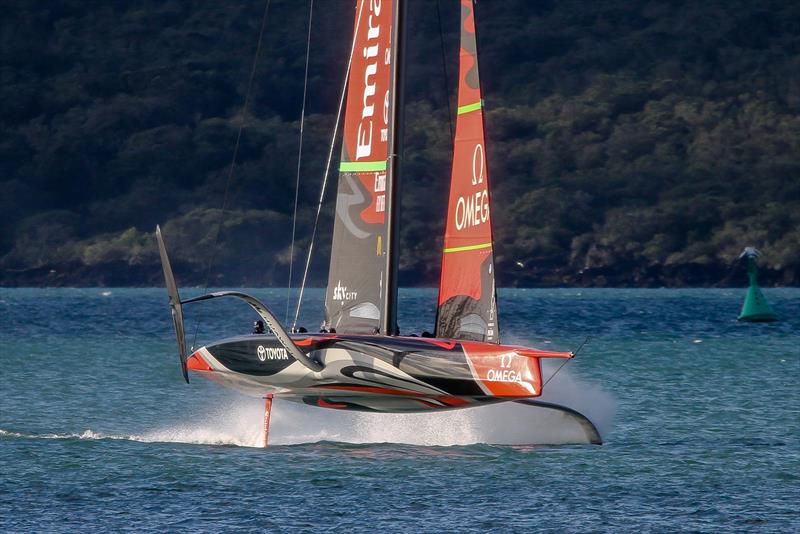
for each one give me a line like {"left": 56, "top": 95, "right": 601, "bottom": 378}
{"left": 485, "top": 353, "right": 523, "bottom": 383}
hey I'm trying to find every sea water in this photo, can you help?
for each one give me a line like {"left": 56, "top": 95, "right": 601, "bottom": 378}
{"left": 1, "top": 288, "right": 797, "bottom": 532}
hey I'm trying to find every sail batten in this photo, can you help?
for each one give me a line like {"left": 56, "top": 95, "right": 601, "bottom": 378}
{"left": 338, "top": 161, "right": 388, "bottom": 172}
{"left": 457, "top": 100, "right": 483, "bottom": 115}
{"left": 324, "top": 0, "right": 398, "bottom": 335}
{"left": 443, "top": 242, "right": 492, "bottom": 254}
{"left": 435, "top": 0, "right": 499, "bottom": 343}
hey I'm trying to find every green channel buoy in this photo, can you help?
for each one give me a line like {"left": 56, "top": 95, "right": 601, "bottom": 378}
{"left": 738, "top": 247, "right": 777, "bottom": 322}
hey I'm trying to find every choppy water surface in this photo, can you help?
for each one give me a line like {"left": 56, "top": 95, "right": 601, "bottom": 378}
{"left": 1, "top": 288, "right": 798, "bottom": 532}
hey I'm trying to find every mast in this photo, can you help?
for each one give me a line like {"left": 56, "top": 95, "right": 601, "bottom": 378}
{"left": 381, "top": 0, "right": 406, "bottom": 336}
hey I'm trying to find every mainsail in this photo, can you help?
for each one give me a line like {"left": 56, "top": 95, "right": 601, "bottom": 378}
{"left": 324, "top": 0, "right": 400, "bottom": 334}
{"left": 436, "top": 0, "right": 499, "bottom": 343}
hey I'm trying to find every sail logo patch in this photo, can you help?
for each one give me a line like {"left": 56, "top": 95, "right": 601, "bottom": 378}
{"left": 454, "top": 143, "right": 489, "bottom": 231}
{"left": 486, "top": 368, "right": 523, "bottom": 383}
{"left": 355, "top": 0, "right": 385, "bottom": 160}
{"left": 471, "top": 144, "right": 484, "bottom": 186}
{"left": 257, "top": 345, "right": 288, "bottom": 362}
{"left": 333, "top": 280, "right": 358, "bottom": 302}
{"left": 455, "top": 190, "right": 489, "bottom": 230}
{"left": 462, "top": 343, "right": 539, "bottom": 397}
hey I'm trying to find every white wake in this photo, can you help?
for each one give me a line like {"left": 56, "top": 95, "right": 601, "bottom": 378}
{"left": 1, "top": 370, "right": 614, "bottom": 448}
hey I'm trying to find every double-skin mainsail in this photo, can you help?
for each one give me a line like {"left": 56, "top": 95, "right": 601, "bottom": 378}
{"left": 325, "top": 0, "right": 497, "bottom": 343}
{"left": 324, "top": 0, "right": 404, "bottom": 335}
{"left": 436, "top": 0, "right": 499, "bottom": 343}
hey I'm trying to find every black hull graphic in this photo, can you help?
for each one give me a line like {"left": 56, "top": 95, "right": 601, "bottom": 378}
{"left": 189, "top": 334, "right": 567, "bottom": 412}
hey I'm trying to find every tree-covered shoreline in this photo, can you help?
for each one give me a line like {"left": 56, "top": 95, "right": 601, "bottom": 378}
{"left": 2, "top": 0, "right": 798, "bottom": 287}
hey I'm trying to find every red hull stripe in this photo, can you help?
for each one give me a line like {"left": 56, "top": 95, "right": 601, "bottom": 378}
{"left": 435, "top": 396, "right": 470, "bottom": 406}
{"left": 317, "top": 398, "right": 348, "bottom": 409}
{"left": 316, "top": 387, "right": 472, "bottom": 407}
{"left": 186, "top": 351, "right": 213, "bottom": 372}
{"left": 514, "top": 348, "right": 573, "bottom": 359}
{"left": 417, "top": 339, "right": 458, "bottom": 350}
{"left": 317, "top": 385, "right": 420, "bottom": 396}
{"left": 294, "top": 336, "right": 337, "bottom": 347}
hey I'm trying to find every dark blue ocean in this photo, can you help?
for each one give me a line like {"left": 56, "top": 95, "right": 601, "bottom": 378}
{"left": 1, "top": 288, "right": 798, "bottom": 532}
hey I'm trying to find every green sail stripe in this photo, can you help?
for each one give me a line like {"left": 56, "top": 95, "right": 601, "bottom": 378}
{"left": 443, "top": 242, "right": 493, "bottom": 253}
{"left": 457, "top": 100, "right": 483, "bottom": 115}
{"left": 338, "top": 161, "right": 387, "bottom": 172}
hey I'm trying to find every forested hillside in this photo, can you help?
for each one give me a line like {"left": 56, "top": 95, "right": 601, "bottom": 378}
{"left": 2, "top": 0, "right": 798, "bottom": 287}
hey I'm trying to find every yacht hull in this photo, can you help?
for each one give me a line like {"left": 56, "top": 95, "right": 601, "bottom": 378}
{"left": 187, "top": 334, "right": 570, "bottom": 413}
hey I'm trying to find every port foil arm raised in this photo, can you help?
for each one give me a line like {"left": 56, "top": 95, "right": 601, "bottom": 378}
{"left": 155, "top": 225, "right": 190, "bottom": 383}
{"left": 181, "top": 291, "right": 324, "bottom": 372}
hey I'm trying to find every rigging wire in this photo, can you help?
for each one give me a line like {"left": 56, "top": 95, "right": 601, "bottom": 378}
{"left": 286, "top": 0, "right": 315, "bottom": 324}
{"left": 191, "top": 0, "right": 271, "bottom": 350}
{"left": 436, "top": 0, "right": 454, "bottom": 142}
{"left": 292, "top": 1, "right": 366, "bottom": 331}
{"left": 542, "top": 337, "right": 589, "bottom": 389}
{"left": 542, "top": 358, "right": 571, "bottom": 390}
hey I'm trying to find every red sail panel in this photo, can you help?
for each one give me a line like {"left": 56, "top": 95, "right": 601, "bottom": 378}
{"left": 324, "top": 0, "right": 396, "bottom": 334}
{"left": 435, "top": 0, "right": 499, "bottom": 343}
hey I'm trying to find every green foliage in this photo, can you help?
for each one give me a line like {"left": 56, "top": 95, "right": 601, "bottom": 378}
{"left": 4, "top": 210, "right": 81, "bottom": 268}
{"left": 1, "top": 0, "right": 798, "bottom": 286}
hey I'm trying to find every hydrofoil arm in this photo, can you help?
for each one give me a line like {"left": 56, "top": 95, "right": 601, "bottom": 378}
{"left": 156, "top": 225, "right": 324, "bottom": 380}
{"left": 181, "top": 291, "right": 324, "bottom": 372}
{"left": 156, "top": 225, "right": 189, "bottom": 383}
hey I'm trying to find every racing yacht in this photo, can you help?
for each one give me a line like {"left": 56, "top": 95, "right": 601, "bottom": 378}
{"left": 157, "top": 0, "right": 602, "bottom": 446}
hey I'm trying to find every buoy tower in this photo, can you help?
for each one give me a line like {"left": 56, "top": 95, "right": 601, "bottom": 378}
{"left": 738, "top": 247, "right": 778, "bottom": 322}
